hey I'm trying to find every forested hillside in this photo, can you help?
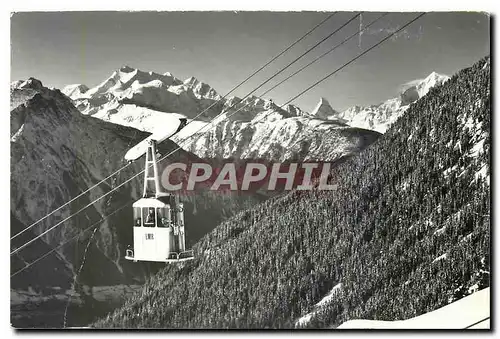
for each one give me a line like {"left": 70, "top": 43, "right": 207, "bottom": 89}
{"left": 95, "top": 56, "right": 490, "bottom": 329}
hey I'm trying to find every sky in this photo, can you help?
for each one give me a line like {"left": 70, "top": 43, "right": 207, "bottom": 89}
{"left": 11, "top": 11, "right": 490, "bottom": 112}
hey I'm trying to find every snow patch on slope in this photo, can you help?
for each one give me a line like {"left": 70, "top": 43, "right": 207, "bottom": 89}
{"left": 62, "top": 84, "right": 89, "bottom": 98}
{"left": 337, "top": 288, "right": 489, "bottom": 329}
{"left": 432, "top": 253, "right": 448, "bottom": 263}
{"left": 295, "top": 283, "right": 342, "bottom": 327}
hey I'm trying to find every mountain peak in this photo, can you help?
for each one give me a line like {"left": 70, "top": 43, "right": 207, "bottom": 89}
{"left": 422, "top": 71, "right": 449, "bottom": 86}
{"left": 400, "top": 71, "right": 449, "bottom": 106}
{"left": 11, "top": 78, "right": 83, "bottom": 131}
{"left": 319, "top": 97, "right": 329, "bottom": 105}
{"left": 184, "top": 76, "right": 199, "bottom": 86}
{"left": 66, "top": 67, "right": 222, "bottom": 119}
{"left": 426, "top": 71, "right": 444, "bottom": 79}
{"left": 119, "top": 65, "right": 135, "bottom": 73}
{"left": 16, "top": 77, "right": 44, "bottom": 91}
{"left": 286, "top": 104, "right": 309, "bottom": 117}
{"left": 311, "top": 97, "right": 338, "bottom": 119}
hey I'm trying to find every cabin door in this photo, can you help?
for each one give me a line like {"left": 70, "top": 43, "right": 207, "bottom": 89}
{"left": 141, "top": 207, "right": 157, "bottom": 260}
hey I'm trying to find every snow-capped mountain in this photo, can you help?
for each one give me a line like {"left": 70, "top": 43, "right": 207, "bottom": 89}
{"left": 174, "top": 93, "right": 376, "bottom": 161}
{"left": 329, "top": 72, "right": 450, "bottom": 133}
{"left": 310, "top": 97, "right": 338, "bottom": 120}
{"left": 63, "top": 67, "right": 303, "bottom": 133}
{"left": 64, "top": 67, "right": 380, "bottom": 162}
{"left": 219, "top": 95, "right": 282, "bottom": 122}
{"left": 285, "top": 103, "right": 310, "bottom": 117}
{"left": 64, "top": 66, "right": 225, "bottom": 123}
{"left": 171, "top": 95, "right": 371, "bottom": 162}
{"left": 64, "top": 67, "right": 449, "bottom": 162}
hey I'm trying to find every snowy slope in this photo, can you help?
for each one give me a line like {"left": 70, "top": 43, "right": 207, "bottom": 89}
{"left": 337, "top": 287, "right": 489, "bottom": 329}
{"left": 64, "top": 67, "right": 379, "bottom": 161}
{"left": 177, "top": 108, "right": 379, "bottom": 161}
{"left": 61, "top": 84, "right": 89, "bottom": 98}
{"left": 63, "top": 68, "right": 446, "bottom": 162}
{"left": 90, "top": 103, "right": 208, "bottom": 139}
{"left": 330, "top": 72, "right": 450, "bottom": 133}
{"left": 174, "top": 98, "right": 378, "bottom": 161}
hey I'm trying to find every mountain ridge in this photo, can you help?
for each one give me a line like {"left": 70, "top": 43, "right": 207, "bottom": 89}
{"left": 62, "top": 67, "right": 449, "bottom": 161}
{"left": 62, "top": 66, "right": 384, "bottom": 162}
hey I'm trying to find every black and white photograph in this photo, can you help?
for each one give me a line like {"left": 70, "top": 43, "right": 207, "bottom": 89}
{"left": 9, "top": 4, "right": 491, "bottom": 330}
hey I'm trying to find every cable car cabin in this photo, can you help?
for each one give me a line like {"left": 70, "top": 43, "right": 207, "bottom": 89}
{"left": 124, "top": 136, "right": 194, "bottom": 263}
{"left": 125, "top": 195, "right": 193, "bottom": 263}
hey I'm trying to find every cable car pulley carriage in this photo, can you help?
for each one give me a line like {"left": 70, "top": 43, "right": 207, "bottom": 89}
{"left": 124, "top": 118, "right": 194, "bottom": 263}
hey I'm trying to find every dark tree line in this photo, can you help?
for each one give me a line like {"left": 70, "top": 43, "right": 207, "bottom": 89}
{"left": 94, "top": 56, "right": 490, "bottom": 329}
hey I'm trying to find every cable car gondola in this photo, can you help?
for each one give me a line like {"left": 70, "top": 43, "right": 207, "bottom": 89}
{"left": 124, "top": 118, "right": 194, "bottom": 263}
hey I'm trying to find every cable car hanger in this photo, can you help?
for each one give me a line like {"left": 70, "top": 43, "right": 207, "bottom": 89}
{"left": 125, "top": 120, "right": 194, "bottom": 263}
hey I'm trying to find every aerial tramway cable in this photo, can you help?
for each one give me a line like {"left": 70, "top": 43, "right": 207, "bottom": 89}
{"left": 11, "top": 201, "right": 132, "bottom": 277}
{"left": 233, "top": 12, "right": 361, "bottom": 102}
{"left": 11, "top": 12, "right": 426, "bottom": 258}
{"left": 258, "top": 12, "right": 389, "bottom": 100}
{"left": 281, "top": 13, "right": 426, "bottom": 107}
{"left": 276, "top": 12, "right": 425, "bottom": 161}
{"left": 218, "top": 12, "right": 424, "bottom": 141}
{"left": 159, "top": 13, "right": 366, "bottom": 147}
{"left": 216, "top": 12, "right": 388, "bottom": 125}
{"left": 11, "top": 12, "right": 336, "bottom": 242}
{"left": 11, "top": 13, "right": 340, "bottom": 257}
